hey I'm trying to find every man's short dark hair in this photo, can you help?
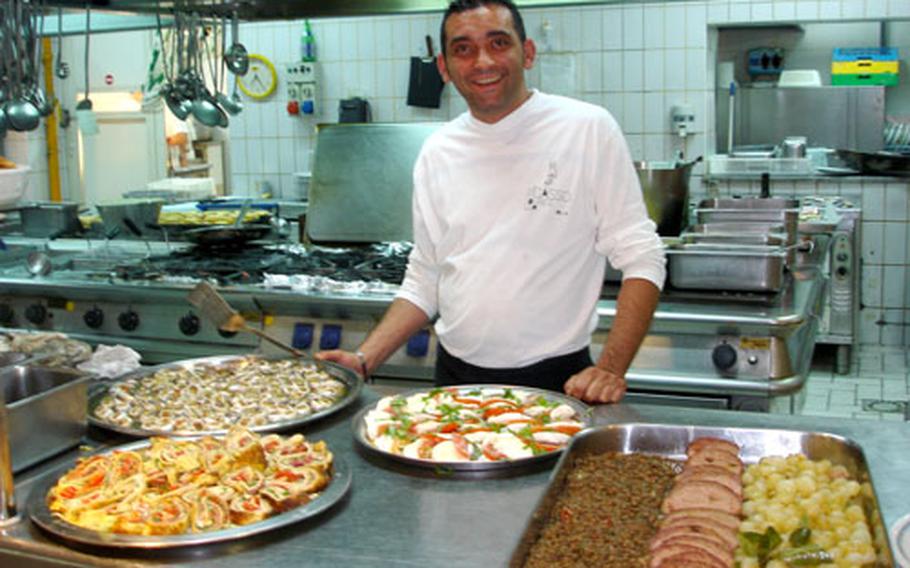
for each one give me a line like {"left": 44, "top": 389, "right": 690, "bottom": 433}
{"left": 440, "top": 0, "right": 527, "bottom": 55}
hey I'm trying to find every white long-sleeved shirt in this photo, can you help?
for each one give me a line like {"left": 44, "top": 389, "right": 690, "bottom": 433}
{"left": 396, "top": 90, "right": 666, "bottom": 368}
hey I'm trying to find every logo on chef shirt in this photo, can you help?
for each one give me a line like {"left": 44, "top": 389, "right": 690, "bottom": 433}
{"left": 526, "top": 162, "right": 570, "bottom": 216}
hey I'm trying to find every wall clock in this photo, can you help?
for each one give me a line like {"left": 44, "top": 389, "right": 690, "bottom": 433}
{"left": 237, "top": 54, "right": 278, "bottom": 100}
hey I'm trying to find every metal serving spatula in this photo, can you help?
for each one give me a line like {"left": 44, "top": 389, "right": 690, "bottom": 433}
{"left": 187, "top": 281, "right": 312, "bottom": 361}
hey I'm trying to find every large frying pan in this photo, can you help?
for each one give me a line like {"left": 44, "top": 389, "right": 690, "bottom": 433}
{"left": 835, "top": 149, "right": 910, "bottom": 177}
{"left": 181, "top": 223, "right": 272, "bottom": 247}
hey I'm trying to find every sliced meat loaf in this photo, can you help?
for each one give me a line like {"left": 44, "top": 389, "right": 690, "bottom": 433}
{"left": 661, "top": 479, "right": 742, "bottom": 516}
{"left": 650, "top": 523, "right": 737, "bottom": 552}
{"left": 685, "top": 449, "right": 744, "bottom": 477}
{"left": 648, "top": 544, "right": 730, "bottom": 568}
{"left": 659, "top": 508, "right": 742, "bottom": 533}
{"left": 686, "top": 437, "right": 740, "bottom": 459}
{"left": 649, "top": 534, "right": 734, "bottom": 566}
{"left": 674, "top": 465, "right": 742, "bottom": 498}
{"left": 658, "top": 516, "right": 739, "bottom": 550}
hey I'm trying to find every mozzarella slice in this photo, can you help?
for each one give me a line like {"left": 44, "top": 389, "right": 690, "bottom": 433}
{"left": 532, "top": 431, "right": 572, "bottom": 446}
{"left": 486, "top": 433, "right": 533, "bottom": 460}
{"left": 549, "top": 404, "right": 577, "bottom": 421}
{"left": 487, "top": 412, "right": 531, "bottom": 425}
{"left": 431, "top": 440, "right": 468, "bottom": 462}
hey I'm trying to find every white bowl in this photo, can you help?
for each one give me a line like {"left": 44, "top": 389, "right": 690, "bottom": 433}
{"left": 0, "top": 165, "right": 31, "bottom": 208}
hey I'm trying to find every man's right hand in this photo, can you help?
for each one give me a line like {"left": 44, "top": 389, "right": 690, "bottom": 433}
{"left": 314, "top": 350, "right": 364, "bottom": 378}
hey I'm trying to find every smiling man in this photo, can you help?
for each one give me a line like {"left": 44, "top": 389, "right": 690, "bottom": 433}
{"left": 317, "top": 0, "right": 665, "bottom": 404}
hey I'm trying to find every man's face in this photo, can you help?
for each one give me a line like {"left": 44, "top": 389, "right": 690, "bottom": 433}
{"left": 437, "top": 4, "right": 536, "bottom": 124}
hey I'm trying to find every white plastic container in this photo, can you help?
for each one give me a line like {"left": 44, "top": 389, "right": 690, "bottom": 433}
{"left": 0, "top": 166, "right": 30, "bottom": 208}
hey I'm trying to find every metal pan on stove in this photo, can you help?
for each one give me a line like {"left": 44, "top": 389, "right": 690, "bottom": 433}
{"left": 352, "top": 384, "right": 592, "bottom": 477}
{"left": 181, "top": 223, "right": 272, "bottom": 247}
{"left": 88, "top": 354, "right": 363, "bottom": 437}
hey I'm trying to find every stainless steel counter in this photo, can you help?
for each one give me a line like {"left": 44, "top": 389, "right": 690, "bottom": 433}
{"left": 1, "top": 392, "right": 908, "bottom": 567}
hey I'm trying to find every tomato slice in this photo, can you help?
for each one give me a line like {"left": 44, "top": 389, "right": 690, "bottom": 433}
{"left": 534, "top": 424, "right": 582, "bottom": 435}
{"left": 451, "top": 396, "right": 481, "bottom": 406}
{"left": 482, "top": 444, "right": 507, "bottom": 461}
{"left": 438, "top": 422, "right": 460, "bottom": 434}
{"left": 483, "top": 407, "right": 519, "bottom": 419}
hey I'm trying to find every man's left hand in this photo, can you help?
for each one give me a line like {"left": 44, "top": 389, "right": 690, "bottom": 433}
{"left": 564, "top": 366, "right": 627, "bottom": 404}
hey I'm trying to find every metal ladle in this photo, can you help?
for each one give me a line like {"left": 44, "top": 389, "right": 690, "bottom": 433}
{"left": 215, "top": 17, "right": 242, "bottom": 116}
{"left": 74, "top": 2, "right": 92, "bottom": 112}
{"left": 223, "top": 10, "right": 248, "bottom": 76}
{"left": 5, "top": 2, "right": 40, "bottom": 132}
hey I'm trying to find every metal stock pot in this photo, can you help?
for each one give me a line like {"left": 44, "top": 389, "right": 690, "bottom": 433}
{"left": 634, "top": 156, "right": 702, "bottom": 236}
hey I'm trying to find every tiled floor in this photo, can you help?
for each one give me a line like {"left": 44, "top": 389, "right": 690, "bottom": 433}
{"left": 800, "top": 344, "right": 910, "bottom": 421}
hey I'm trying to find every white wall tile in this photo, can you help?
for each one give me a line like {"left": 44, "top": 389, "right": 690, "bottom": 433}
{"left": 861, "top": 221, "right": 884, "bottom": 263}
{"left": 685, "top": 50, "right": 707, "bottom": 90}
{"left": 376, "top": 61, "right": 395, "bottom": 98}
{"left": 707, "top": 2, "right": 730, "bottom": 24}
{"left": 751, "top": 2, "right": 774, "bottom": 22}
{"left": 355, "top": 20, "right": 375, "bottom": 60}
{"left": 623, "top": 51, "right": 644, "bottom": 91}
{"left": 665, "top": 50, "right": 686, "bottom": 91}
{"left": 862, "top": 264, "right": 883, "bottom": 307}
{"left": 581, "top": 7, "right": 603, "bottom": 52}
{"left": 278, "top": 139, "right": 296, "bottom": 175}
{"left": 247, "top": 139, "right": 264, "bottom": 176}
{"left": 880, "top": 309, "right": 904, "bottom": 346}
{"left": 625, "top": 134, "right": 644, "bottom": 160}
{"left": 882, "top": 222, "right": 908, "bottom": 264}
{"left": 884, "top": 183, "right": 909, "bottom": 221}
{"left": 601, "top": 7, "right": 624, "bottom": 51}
{"left": 560, "top": 9, "right": 583, "bottom": 53}
{"left": 686, "top": 4, "right": 708, "bottom": 49}
{"left": 664, "top": 6, "right": 687, "bottom": 49}
{"left": 622, "top": 6, "right": 644, "bottom": 50}
{"left": 865, "top": 0, "right": 888, "bottom": 17}
{"left": 603, "top": 51, "right": 624, "bottom": 91}
{"left": 644, "top": 92, "right": 665, "bottom": 133}
{"left": 818, "top": 1, "right": 842, "bottom": 18}
{"left": 883, "top": 266, "right": 906, "bottom": 308}
{"left": 644, "top": 6, "right": 665, "bottom": 49}
{"left": 604, "top": 92, "right": 624, "bottom": 126}
{"left": 644, "top": 134, "right": 665, "bottom": 161}
{"left": 795, "top": 1, "right": 820, "bottom": 20}
{"left": 623, "top": 92, "right": 644, "bottom": 134}
{"left": 245, "top": 104, "right": 263, "bottom": 138}
{"left": 861, "top": 182, "right": 886, "bottom": 221}
{"left": 644, "top": 50, "right": 665, "bottom": 91}
{"left": 842, "top": 0, "right": 865, "bottom": 19}
{"left": 729, "top": 2, "right": 751, "bottom": 23}
{"left": 774, "top": 1, "right": 798, "bottom": 21}
{"left": 891, "top": 0, "right": 910, "bottom": 18}
{"left": 858, "top": 310, "right": 882, "bottom": 345}
{"left": 581, "top": 52, "right": 603, "bottom": 92}
{"left": 389, "top": 19, "right": 411, "bottom": 60}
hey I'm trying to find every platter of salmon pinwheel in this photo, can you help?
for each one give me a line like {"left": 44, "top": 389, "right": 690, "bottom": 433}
{"left": 28, "top": 427, "right": 350, "bottom": 548}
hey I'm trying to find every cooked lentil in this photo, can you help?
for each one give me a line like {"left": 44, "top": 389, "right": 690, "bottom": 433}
{"left": 523, "top": 452, "right": 678, "bottom": 568}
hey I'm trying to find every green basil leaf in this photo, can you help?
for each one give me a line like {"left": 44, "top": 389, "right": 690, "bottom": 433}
{"left": 789, "top": 526, "right": 812, "bottom": 547}
{"left": 738, "top": 532, "right": 764, "bottom": 557}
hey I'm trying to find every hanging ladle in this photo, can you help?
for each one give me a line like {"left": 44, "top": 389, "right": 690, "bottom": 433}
{"left": 223, "top": 10, "right": 248, "bottom": 76}
{"left": 5, "top": 1, "right": 41, "bottom": 131}
{"left": 214, "top": 16, "right": 241, "bottom": 116}
{"left": 74, "top": 2, "right": 92, "bottom": 112}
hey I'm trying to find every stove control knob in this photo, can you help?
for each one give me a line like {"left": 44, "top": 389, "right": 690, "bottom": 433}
{"left": 118, "top": 310, "right": 140, "bottom": 332}
{"left": 179, "top": 313, "right": 201, "bottom": 336}
{"left": 712, "top": 343, "right": 738, "bottom": 372}
{"left": 25, "top": 304, "right": 48, "bottom": 325}
{"left": 83, "top": 307, "right": 104, "bottom": 329}
{"left": 0, "top": 304, "right": 14, "bottom": 325}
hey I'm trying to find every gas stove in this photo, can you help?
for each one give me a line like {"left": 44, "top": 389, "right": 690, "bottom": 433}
{"left": 106, "top": 243, "right": 412, "bottom": 286}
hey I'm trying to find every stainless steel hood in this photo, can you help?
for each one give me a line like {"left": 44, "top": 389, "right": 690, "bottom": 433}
{"left": 45, "top": 0, "right": 642, "bottom": 21}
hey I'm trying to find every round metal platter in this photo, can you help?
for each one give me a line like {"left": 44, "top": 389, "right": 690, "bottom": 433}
{"left": 27, "top": 438, "right": 352, "bottom": 549}
{"left": 351, "top": 384, "right": 593, "bottom": 474}
{"left": 88, "top": 354, "right": 363, "bottom": 437}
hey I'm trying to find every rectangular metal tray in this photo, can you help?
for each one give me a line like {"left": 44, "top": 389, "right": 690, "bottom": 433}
{"left": 509, "top": 423, "right": 895, "bottom": 567}
{"left": 2, "top": 365, "right": 88, "bottom": 473}
{"left": 666, "top": 244, "right": 786, "bottom": 292}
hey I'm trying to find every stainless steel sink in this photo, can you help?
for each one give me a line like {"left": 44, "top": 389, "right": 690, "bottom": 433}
{"left": 1, "top": 366, "right": 88, "bottom": 472}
